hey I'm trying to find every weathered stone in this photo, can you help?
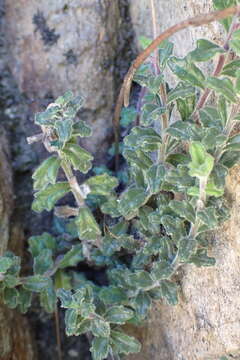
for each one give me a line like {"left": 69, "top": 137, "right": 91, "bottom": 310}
{"left": 5, "top": 0, "right": 119, "bottom": 158}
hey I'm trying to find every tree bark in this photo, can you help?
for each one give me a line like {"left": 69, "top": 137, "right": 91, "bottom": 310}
{"left": 0, "top": 129, "right": 35, "bottom": 360}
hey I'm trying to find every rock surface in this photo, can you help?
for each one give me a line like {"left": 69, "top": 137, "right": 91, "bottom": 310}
{"left": 127, "top": 1, "right": 240, "bottom": 359}
{"left": 5, "top": 0, "right": 119, "bottom": 157}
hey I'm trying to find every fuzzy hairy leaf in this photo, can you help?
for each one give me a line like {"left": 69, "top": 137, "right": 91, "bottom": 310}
{"left": 32, "top": 182, "right": 70, "bottom": 213}
{"left": 188, "top": 39, "right": 224, "bottom": 62}
{"left": 118, "top": 187, "right": 149, "bottom": 220}
{"left": 62, "top": 143, "right": 93, "bottom": 173}
{"left": 86, "top": 174, "right": 118, "bottom": 196}
{"left": 188, "top": 142, "right": 214, "bottom": 178}
{"left": 206, "top": 77, "right": 236, "bottom": 103}
{"left": 110, "top": 331, "right": 141, "bottom": 355}
{"left": 91, "top": 319, "right": 110, "bottom": 338}
{"left": 105, "top": 306, "right": 134, "bottom": 324}
{"left": 58, "top": 245, "right": 84, "bottom": 268}
{"left": 90, "top": 337, "right": 110, "bottom": 360}
{"left": 33, "top": 249, "right": 53, "bottom": 275}
{"left": 72, "top": 120, "right": 92, "bottom": 137}
{"left": 32, "top": 156, "right": 61, "bottom": 190}
{"left": 75, "top": 207, "right": 101, "bottom": 240}
{"left": 0, "top": 257, "right": 13, "bottom": 274}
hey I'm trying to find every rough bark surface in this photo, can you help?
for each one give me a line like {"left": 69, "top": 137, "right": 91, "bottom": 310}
{"left": 0, "top": 130, "right": 35, "bottom": 360}
{"left": 127, "top": 1, "right": 240, "bottom": 359}
{"left": 5, "top": 0, "right": 119, "bottom": 157}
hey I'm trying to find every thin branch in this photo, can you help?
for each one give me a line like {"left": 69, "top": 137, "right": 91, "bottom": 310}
{"left": 113, "top": 5, "right": 240, "bottom": 153}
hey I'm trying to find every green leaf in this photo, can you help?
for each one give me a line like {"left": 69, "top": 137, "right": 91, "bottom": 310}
{"left": 99, "top": 286, "right": 128, "bottom": 305}
{"left": 104, "top": 306, "right": 134, "bottom": 324}
{"left": 177, "top": 95, "right": 196, "bottom": 121}
{"left": 218, "top": 96, "right": 228, "bottom": 127}
{"left": 159, "top": 280, "right": 178, "bottom": 305}
{"left": 100, "top": 198, "right": 121, "bottom": 218}
{"left": 139, "top": 36, "right": 152, "bottom": 49}
{"left": 141, "top": 103, "right": 166, "bottom": 126}
{"left": 188, "top": 142, "right": 214, "bottom": 178}
{"left": 178, "top": 236, "right": 198, "bottom": 261}
{"left": 40, "top": 286, "right": 56, "bottom": 313}
{"left": 151, "top": 260, "right": 174, "bottom": 280}
{"left": 33, "top": 249, "right": 53, "bottom": 275}
{"left": 32, "top": 182, "right": 70, "bottom": 213}
{"left": 0, "top": 257, "right": 13, "bottom": 273}
{"left": 3, "top": 287, "right": 19, "bottom": 309}
{"left": 55, "top": 90, "right": 74, "bottom": 106}
{"left": 55, "top": 119, "right": 73, "bottom": 147}
{"left": 57, "top": 289, "right": 73, "bottom": 308}
{"left": 166, "top": 121, "right": 201, "bottom": 141}
{"left": 230, "top": 29, "right": 240, "bottom": 56}
{"left": 123, "top": 149, "right": 153, "bottom": 170}
{"left": 35, "top": 104, "right": 61, "bottom": 126}
{"left": 168, "top": 57, "right": 204, "bottom": 88}
{"left": 75, "top": 319, "right": 92, "bottom": 335}
{"left": 158, "top": 40, "right": 174, "bottom": 69}
{"left": 124, "top": 126, "right": 161, "bottom": 152}
{"left": 64, "top": 95, "right": 84, "bottom": 118}
{"left": 131, "top": 292, "right": 151, "bottom": 320}
{"left": 75, "top": 207, "right": 101, "bottom": 241}
{"left": 161, "top": 215, "right": 184, "bottom": 236}
{"left": 202, "top": 127, "right": 226, "bottom": 150}
{"left": 126, "top": 270, "right": 154, "bottom": 289}
{"left": 4, "top": 274, "right": 20, "bottom": 288}
{"left": 221, "top": 59, "right": 240, "bottom": 77}
{"left": 23, "top": 276, "right": 50, "bottom": 292}
{"left": 206, "top": 77, "right": 236, "bottom": 103}
{"left": 28, "top": 233, "right": 56, "bottom": 257}
{"left": 188, "top": 39, "right": 224, "bottom": 62}
{"left": 167, "top": 83, "right": 195, "bottom": 103}
{"left": 169, "top": 200, "right": 195, "bottom": 223}
{"left": 58, "top": 245, "right": 84, "bottom": 268}
{"left": 199, "top": 107, "right": 222, "bottom": 129}
{"left": 211, "top": 163, "right": 228, "bottom": 188}
{"left": 92, "top": 319, "right": 110, "bottom": 338}
{"left": 65, "top": 308, "right": 78, "bottom": 336}
{"left": 62, "top": 143, "right": 93, "bottom": 174}
{"left": 110, "top": 331, "right": 141, "bottom": 355}
{"left": 90, "top": 337, "right": 110, "bottom": 360}
{"left": 205, "top": 179, "right": 224, "bottom": 197}
{"left": 72, "top": 120, "right": 92, "bottom": 137}
{"left": 145, "top": 164, "right": 165, "bottom": 194}
{"left": 235, "top": 69, "right": 240, "bottom": 94}
{"left": 187, "top": 249, "right": 216, "bottom": 267}
{"left": 220, "top": 150, "right": 240, "bottom": 168}
{"left": 118, "top": 187, "right": 149, "bottom": 220}
{"left": 198, "top": 207, "right": 219, "bottom": 231}
{"left": 86, "top": 174, "right": 118, "bottom": 196}
{"left": 120, "top": 107, "right": 137, "bottom": 127}
{"left": 32, "top": 156, "right": 61, "bottom": 190}
{"left": 18, "top": 287, "right": 32, "bottom": 313}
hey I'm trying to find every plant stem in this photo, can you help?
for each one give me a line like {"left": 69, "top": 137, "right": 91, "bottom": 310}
{"left": 54, "top": 306, "right": 63, "bottom": 360}
{"left": 60, "top": 159, "right": 85, "bottom": 207}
